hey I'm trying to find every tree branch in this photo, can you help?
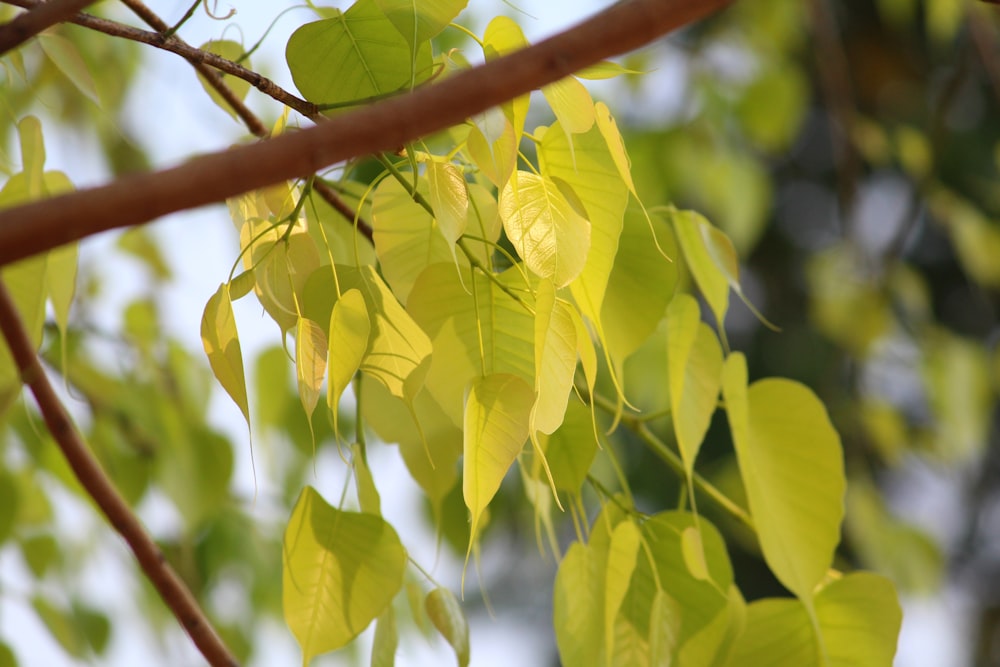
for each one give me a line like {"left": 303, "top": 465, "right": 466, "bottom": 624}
{"left": 0, "top": 0, "right": 318, "bottom": 117}
{"left": 0, "top": 0, "right": 731, "bottom": 266}
{"left": 0, "top": 282, "right": 238, "bottom": 667}
{"left": 0, "top": 0, "right": 96, "bottom": 54}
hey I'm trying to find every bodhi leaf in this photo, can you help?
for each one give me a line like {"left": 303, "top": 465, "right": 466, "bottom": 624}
{"left": 667, "top": 294, "right": 723, "bottom": 478}
{"left": 724, "top": 598, "right": 817, "bottom": 667}
{"left": 327, "top": 288, "right": 370, "bottom": 437}
{"left": 196, "top": 40, "right": 251, "bottom": 119}
{"left": 463, "top": 373, "right": 534, "bottom": 548}
{"left": 722, "top": 353, "right": 846, "bottom": 601}
{"left": 283, "top": 487, "right": 406, "bottom": 664}
{"left": 36, "top": 33, "right": 100, "bottom": 106}
{"left": 605, "top": 521, "right": 641, "bottom": 665}
{"left": 466, "top": 118, "right": 517, "bottom": 189}
{"left": 542, "top": 76, "right": 595, "bottom": 137}
{"left": 371, "top": 607, "right": 397, "bottom": 667}
{"left": 425, "top": 160, "right": 469, "bottom": 249}
{"left": 374, "top": 0, "right": 468, "bottom": 46}
{"left": 499, "top": 171, "right": 591, "bottom": 288}
{"left": 554, "top": 540, "right": 605, "bottom": 667}
{"left": 482, "top": 16, "right": 530, "bottom": 140}
{"left": 352, "top": 443, "right": 381, "bottom": 515}
{"left": 531, "top": 280, "right": 577, "bottom": 435}
{"left": 541, "top": 400, "right": 599, "bottom": 496}
{"left": 201, "top": 283, "right": 249, "bottom": 424}
{"left": 286, "top": 0, "right": 432, "bottom": 107}
{"left": 425, "top": 587, "right": 470, "bottom": 667}
{"left": 673, "top": 209, "right": 732, "bottom": 327}
{"left": 295, "top": 316, "right": 327, "bottom": 423}
{"left": 372, "top": 176, "right": 456, "bottom": 304}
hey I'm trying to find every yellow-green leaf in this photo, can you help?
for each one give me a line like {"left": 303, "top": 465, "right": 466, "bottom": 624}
{"left": 482, "top": 16, "right": 530, "bottom": 140}
{"left": 672, "top": 209, "right": 733, "bottom": 327}
{"left": 463, "top": 373, "right": 534, "bottom": 544}
{"left": 667, "top": 294, "right": 723, "bottom": 477}
{"left": 542, "top": 76, "right": 595, "bottom": 135}
{"left": 196, "top": 40, "right": 251, "bottom": 119}
{"left": 327, "top": 289, "right": 370, "bottom": 421}
{"left": 372, "top": 176, "right": 456, "bottom": 304}
{"left": 283, "top": 487, "right": 406, "bottom": 663}
{"left": 499, "top": 171, "right": 591, "bottom": 288}
{"left": 37, "top": 33, "right": 100, "bottom": 106}
{"left": 554, "top": 541, "right": 605, "bottom": 667}
{"left": 18, "top": 116, "right": 43, "bottom": 197}
{"left": 724, "top": 598, "right": 817, "bottom": 667}
{"left": 426, "top": 160, "right": 469, "bottom": 247}
{"left": 200, "top": 283, "right": 249, "bottom": 423}
{"left": 722, "top": 353, "right": 845, "bottom": 601}
{"left": 542, "top": 401, "right": 599, "bottom": 495}
{"left": 374, "top": 0, "right": 468, "bottom": 46}
{"left": 594, "top": 101, "right": 636, "bottom": 195}
{"left": 296, "top": 316, "right": 327, "bottom": 420}
{"left": 466, "top": 118, "right": 517, "bottom": 189}
{"left": 531, "top": 280, "right": 577, "bottom": 435}
{"left": 815, "top": 572, "right": 901, "bottom": 666}
{"left": 353, "top": 443, "right": 381, "bottom": 515}
{"left": 605, "top": 521, "right": 640, "bottom": 665}
{"left": 371, "top": 606, "right": 397, "bottom": 667}
{"left": 425, "top": 587, "right": 470, "bottom": 667}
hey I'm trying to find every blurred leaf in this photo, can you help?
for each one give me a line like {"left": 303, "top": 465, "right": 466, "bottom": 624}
{"left": 196, "top": 40, "right": 251, "bottom": 119}
{"left": 371, "top": 606, "right": 398, "bottom": 667}
{"left": 201, "top": 283, "right": 250, "bottom": 425}
{"left": 37, "top": 33, "right": 100, "bottom": 106}
{"left": 425, "top": 587, "right": 470, "bottom": 667}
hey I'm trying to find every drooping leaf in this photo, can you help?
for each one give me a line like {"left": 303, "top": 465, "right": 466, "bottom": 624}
{"left": 482, "top": 16, "right": 530, "bottom": 140}
{"left": 594, "top": 101, "right": 637, "bottom": 195}
{"left": 463, "top": 373, "right": 534, "bottom": 544}
{"left": 542, "top": 76, "right": 595, "bottom": 136}
{"left": 425, "top": 160, "right": 469, "bottom": 249}
{"left": 722, "top": 353, "right": 845, "bottom": 601}
{"left": 814, "top": 572, "right": 901, "bottom": 666}
{"left": 283, "top": 487, "right": 406, "bottom": 663}
{"left": 425, "top": 587, "right": 470, "bottom": 667}
{"left": 531, "top": 280, "right": 577, "bottom": 435}
{"left": 353, "top": 443, "right": 381, "bottom": 515}
{"left": 296, "top": 316, "right": 328, "bottom": 422}
{"left": 200, "top": 283, "right": 250, "bottom": 424}
{"left": 18, "top": 116, "right": 43, "bottom": 196}
{"left": 604, "top": 521, "right": 641, "bottom": 665}
{"left": 542, "top": 400, "right": 599, "bottom": 495}
{"left": 371, "top": 606, "right": 398, "bottom": 667}
{"left": 672, "top": 209, "right": 733, "bottom": 328}
{"left": 372, "top": 175, "right": 460, "bottom": 303}
{"left": 499, "top": 171, "right": 591, "bottom": 288}
{"left": 554, "top": 541, "right": 605, "bottom": 667}
{"left": 36, "top": 33, "right": 100, "bottom": 106}
{"left": 374, "top": 0, "right": 468, "bottom": 45}
{"left": 466, "top": 118, "right": 517, "bottom": 189}
{"left": 724, "top": 598, "right": 818, "bottom": 667}
{"left": 667, "top": 294, "right": 723, "bottom": 477}
{"left": 328, "top": 288, "right": 370, "bottom": 436}
{"left": 286, "top": 0, "right": 433, "bottom": 106}
{"left": 196, "top": 40, "right": 251, "bottom": 119}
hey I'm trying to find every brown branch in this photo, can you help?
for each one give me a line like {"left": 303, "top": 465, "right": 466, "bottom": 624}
{"left": 0, "top": 0, "right": 318, "bottom": 118}
{"left": 0, "top": 282, "right": 238, "bottom": 667}
{"left": 0, "top": 0, "right": 732, "bottom": 266}
{"left": 0, "top": 0, "right": 96, "bottom": 53}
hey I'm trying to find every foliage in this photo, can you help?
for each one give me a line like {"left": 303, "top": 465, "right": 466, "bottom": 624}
{"left": 5, "top": 0, "right": 1000, "bottom": 665}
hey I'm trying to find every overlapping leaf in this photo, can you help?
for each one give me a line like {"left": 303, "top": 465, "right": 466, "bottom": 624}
{"left": 426, "top": 587, "right": 470, "bottom": 667}
{"left": 200, "top": 283, "right": 249, "bottom": 424}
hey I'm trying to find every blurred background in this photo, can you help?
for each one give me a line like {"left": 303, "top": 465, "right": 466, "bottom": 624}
{"left": 1, "top": 0, "right": 999, "bottom": 665}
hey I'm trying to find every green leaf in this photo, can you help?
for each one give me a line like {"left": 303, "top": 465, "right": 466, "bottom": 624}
{"left": 539, "top": 118, "right": 629, "bottom": 334}
{"left": 19, "top": 534, "right": 59, "bottom": 578}
{"left": 353, "top": 443, "right": 381, "bottom": 515}
{"left": 371, "top": 606, "right": 397, "bottom": 667}
{"left": 37, "top": 33, "right": 100, "bottom": 106}
{"left": 425, "top": 160, "right": 469, "bottom": 249}
{"left": 328, "top": 288, "right": 370, "bottom": 435}
{"left": 18, "top": 116, "right": 43, "bottom": 197}
{"left": 542, "top": 400, "right": 599, "bottom": 495}
{"left": 425, "top": 587, "right": 470, "bottom": 667}
{"left": 594, "top": 101, "right": 636, "bottom": 196}
{"left": 240, "top": 221, "right": 321, "bottom": 334}
{"left": 296, "top": 316, "right": 328, "bottom": 422}
{"left": 602, "top": 208, "right": 677, "bottom": 367}
{"left": 466, "top": 118, "right": 517, "bottom": 189}
{"left": 200, "top": 283, "right": 250, "bottom": 424}
{"left": 286, "top": 0, "right": 433, "bottom": 106}
{"left": 667, "top": 294, "right": 723, "bottom": 478}
{"left": 531, "top": 280, "right": 577, "bottom": 435}
{"left": 672, "top": 209, "right": 733, "bottom": 328}
{"left": 372, "top": 175, "right": 455, "bottom": 303}
{"left": 499, "top": 171, "right": 591, "bottom": 288}
{"left": 463, "top": 373, "right": 534, "bottom": 544}
{"left": 815, "top": 573, "right": 901, "bottom": 666}
{"left": 604, "top": 521, "right": 640, "bottom": 665}
{"left": 374, "top": 0, "right": 468, "bottom": 45}
{"left": 482, "top": 16, "right": 530, "bottom": 140}
{"left": 283, "top": 486, "right": 406, "bottom": 663}
{"left": 31, "top": 597, "right": 88, "bottom": 658}
{"left": 196, "top": 40, "right": 251, "bottom": 119}
{"left": 0, "top": 641, "right": 15, "bottom": 667}
{"left": 542, "top": 76, "right": 595, "bottom": 135}
{"left": 722, "top": 353, "right": 846, "bottom": 601}
{"left": 725, "top": 598, "right": 818, "bottom": 667}
{"left": 577, "top": 61, "right": 644, "bottom": 80}
{"left": 554, "top": 541, "right": 605, "bottom": 667}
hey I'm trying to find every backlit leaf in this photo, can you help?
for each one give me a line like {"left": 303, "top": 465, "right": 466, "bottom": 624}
{"left": 594, "top": 101, "right": 636, "bottom": 195}
{"left": 815, "top": 572, "right": 901, "bottom": 666}
{"left": 200, "top": 283, "right": 249, "bottom": 424}
{"left": 37, "top": 33, "right": 100, "bottom": 106}
{"left": 196, "top": 40, "right": 251, "bottom": 119}
{"left": 426, "top": 587, "right": 470, "bottom": 667}
{"left": 725, "top": 598, "right": 817, "bottom": 667}
{"left": 605, "top": 521, "right": 640, "bottom": 665}
{"left": 542, "top": 401, "right": 599, "bottom": 495}
{"left": 499, "top": 171, "right": 591, "bottom": 288}
{"left": 667, "top": 294, "right": 723, "bottom": 477}
{"left": 425, "top": 160, "right": 469, "bottom": 248}
{"left": 286, "top": 0, "right": 432, "bottom": 106}
{"left": 296, "top": 316, "right": 327, "bottom": 421}
{"left": 482, "top": 16, "right": 530, "bottom": 140}
{"left": 371, "top": 606, "right": 397, "bottom": 667}
{"left": 531, "top": 280, "right": 577, "bottom": 435}
{"left": 353, "top": 443, "right": 381, "bottom": 515}
{"left": 672, "top": 209, "right": 732, "bottom": 327}
{"left": 328, "top": 289, "right": 370, "bottom": 434}
{"left": 542, "top": 76, "right": 595, "bottom": 136}
{"left": 463, "top": 373, "right": 534, "bottom": 543}
{"left": 554, "top": 541, "right": 605, "bottom": 667}
{"left": 466, "top": 119, "right": 517, "bottom": 189}
{"left": 722, "top": 353, "right": 845, "bottom": 601}
{"left": 374, "top": 0, "right": 468, "bottom": 46}
{"left": 283, "top": 487, "right": 406, "bottom": 663}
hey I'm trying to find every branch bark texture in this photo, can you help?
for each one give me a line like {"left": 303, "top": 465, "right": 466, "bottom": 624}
{"left": 0, "top": 0, "right": 731, "bottom": 266}
{"left": 0, "top": 282, "right": 239, "bottom": 667}
{"left": 0, "top": 0, "right": 96, "bottom": 53}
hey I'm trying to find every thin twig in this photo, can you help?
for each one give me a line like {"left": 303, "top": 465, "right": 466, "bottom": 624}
{"left": 0, "top": 0, "right": 733, "bottom": 265}
{"left": 0, "top": 0, "right": 96, "bottom": 54}
{"left": 0, "top": 0, "right": 318, "bottom": 118}
{"left": 0, "top": 282, "right": 239, "bottom": 667}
